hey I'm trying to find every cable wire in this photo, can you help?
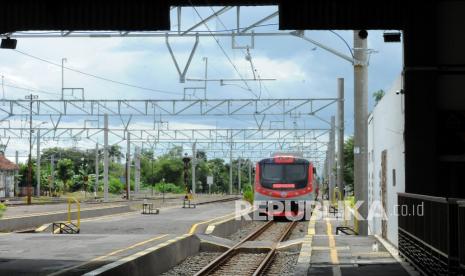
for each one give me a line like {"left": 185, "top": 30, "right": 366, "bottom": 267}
{"left": 13, "top": 49, "right": 182, "bottom": 96}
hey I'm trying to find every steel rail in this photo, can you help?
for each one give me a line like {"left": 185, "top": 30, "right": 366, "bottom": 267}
{"left": 195, "top": 220, "right": 297, "bottom": 276}
{"left": 252, "top": 220, "right": 297, "bottom": 275}
{"left": 194, "top": 220, "right": 274, "bottom": 276}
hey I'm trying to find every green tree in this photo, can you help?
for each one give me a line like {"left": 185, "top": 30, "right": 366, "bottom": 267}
{"left": 343, "top": 136, "right": 354, "bottom": 192}
{"left": 167, "top": 146, "right": 183, "bottom": 158}
{"left": 57, "top": 159, "right": 74, "bottom": 192}
{"left": 373, "top": 89, "right": 385, "bottom": 105}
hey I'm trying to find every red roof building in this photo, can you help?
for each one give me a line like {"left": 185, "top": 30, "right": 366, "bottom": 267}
{"left": 0, "top": 154, "right": 19, "bottom": 171}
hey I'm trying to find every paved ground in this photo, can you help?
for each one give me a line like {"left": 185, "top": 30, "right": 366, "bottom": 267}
{"left": 0, "top": 199, "right": 240, "bottom": 275}
{"left": 306, "top": 208, "right": 413, "bottom": 276}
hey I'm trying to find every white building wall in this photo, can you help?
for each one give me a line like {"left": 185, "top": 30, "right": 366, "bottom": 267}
{"left": 367, "top": 76, "right": 405, "bottom": 246}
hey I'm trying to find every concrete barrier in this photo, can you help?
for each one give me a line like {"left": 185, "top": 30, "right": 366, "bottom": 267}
{"left": 0, "top": 205, "right": 131, "bottom": 232}
{"left": 206, "top": 210, "right": 252, "bottom": 238}
{"left": 84, "top": 234, "right": 199, "bottom": 276}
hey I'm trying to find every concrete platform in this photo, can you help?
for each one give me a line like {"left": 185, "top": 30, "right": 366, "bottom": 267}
{"left": 295, "top": 206, "right": 416, "bottom": 276}
{"left": 0, "top": 204, "right": 132, "bottom": 232}
{"left": 0, "top": 199, "right": 241, "bottom": 275}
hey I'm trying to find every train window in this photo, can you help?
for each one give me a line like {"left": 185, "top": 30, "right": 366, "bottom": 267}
{"left": 262, "top": 164, "right": 284, "bottom": 181}
{"left": 261, "top": 163, "right": 308, "bottom": 189}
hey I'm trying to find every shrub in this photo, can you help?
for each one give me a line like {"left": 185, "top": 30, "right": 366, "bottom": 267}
{"left": 109, "top": 177, "right": 124, "bottom": 193}
{"left": 154, "top": 183, "right": 184, "bottom": 194}
{"left": 243, "top": 185, "right": 254, "bottom": 204}
{"left": 0, "top": 203, "right": 6, "bottom": 218}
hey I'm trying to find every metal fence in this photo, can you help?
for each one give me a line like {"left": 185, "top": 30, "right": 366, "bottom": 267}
{"left": 459, "top": 201, "right": 465, "bottom": 274}
{"left": 398, "top": 193, "right": 461, "bottom": 275}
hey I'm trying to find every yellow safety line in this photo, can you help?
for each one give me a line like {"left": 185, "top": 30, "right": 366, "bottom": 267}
{"left": 79, "top": 211, "right": 139, "bottom": 223}
{"left": 47, "top": 234, "right": 169, "bottom": 276}
{"left": 188, "top": 210, "right": 238, "bottom": 235}
{"left": 35, "top": 223, "right": 52, "bottom": 233}
{"left": 325, "top": 218, "right": 339, "bottom": 264}
{"left": 52, "top": 224, "right": 63, "bottom": 234}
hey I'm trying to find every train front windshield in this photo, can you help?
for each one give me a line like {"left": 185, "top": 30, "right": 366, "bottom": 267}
{"left": 261, "top": 163, "right": 308, "bottom": 189}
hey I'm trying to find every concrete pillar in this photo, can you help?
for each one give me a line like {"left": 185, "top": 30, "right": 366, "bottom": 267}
{"left": 36, "top": 129, "right": 40, "bottom": 197}
{"left": 353, "top": 30, "right": 369, "bottom": 235}
{"left": 329, "top": 116, "right": 336, "bottom": 201}
{"left": 191, "top": 142, "right": 196, "bottom": 194}
{"left": 103, "top": 114, "right": 109, "bottom": 202}
{"left": 95, "top": 143, "right": 99, "bottom": 196}
{"left": 126, "top": 132, "right": 131, "bottom": 200}
{"left": 248, "top": 160, "right": 252, "bottom": 187}
{"left": 15, "top": 150, "right": 18, "bottom": 196}
{"left": 135, "top": 146, "right": 140, "bottom": 194}
{"left": 238, "top": 158, "right": 241, "bottom": 194}
{"left": 337, "top": 78, "right": 345, "bottom": 195}
{"left": 229, "top": 141, "right": 233, "bottom": 195}
{"left": 51, "top": 154, "right": 55, "bottom": 192}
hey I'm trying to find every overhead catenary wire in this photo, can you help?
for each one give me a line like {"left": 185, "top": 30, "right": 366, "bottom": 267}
{"left": 189, "top": 4, "right": 259, "bottom": 98}
{"left": 12, "top": 49, "right": 182, "bottom": 96}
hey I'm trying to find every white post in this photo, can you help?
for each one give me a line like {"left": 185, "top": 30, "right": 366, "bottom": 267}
{"left": 103, "top": 114, "right": 109, "bottom": 202}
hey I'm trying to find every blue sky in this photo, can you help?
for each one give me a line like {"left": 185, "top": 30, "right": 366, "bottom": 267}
{"left": 0, "top": 6, "right": 403, "bottom": 161}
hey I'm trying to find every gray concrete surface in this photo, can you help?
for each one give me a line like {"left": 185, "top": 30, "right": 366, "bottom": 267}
{"left": 0, "top": 205, "right": 132, "bottom": 232}
{"left": 299, "top": 213, "right": 411, "bottom": 276}
{"left": 0, "top": 199, "right": 241, "bottom": 275}
{"left": 84, "top": 234, "right": 200, "bottom": 276}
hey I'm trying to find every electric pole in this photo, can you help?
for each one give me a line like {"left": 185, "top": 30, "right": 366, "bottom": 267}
{"left": 192, "top": 142, "right": 196, "bottom": 194}
{"left": 337, "top": 78, "right": 345, "bottom": 195}
{"left": 36, "top": 129, "right": 40, "bottom": 197}
{"left": 103, "top": 114, "right": 109, "bottom": 202}
{"left": 126, "top": 132, "right": 131, "bottom": 200}
{"left": 51, "top": 154, "right": 55, "bottom": 195}
{"left": 95, "top": 143, "right": 99, "bottom": 197}
{"left": 25, "top": 94, "right": 38, "bottom": 204}
{"left": 329, "top": 116, "right": 336, "bottom": 202}
{"left": 61, "top": 58, "right": 67, "bottom": 100}
{"left": 238, "top": 158, "right": 241, "bottom": 194}
{"left": 354, "top": 30, "right": 369, "bottom": 235}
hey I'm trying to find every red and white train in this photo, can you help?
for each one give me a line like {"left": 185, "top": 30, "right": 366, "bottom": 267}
{"left": 254, "top": 155, "right": 317, "bottom": 218}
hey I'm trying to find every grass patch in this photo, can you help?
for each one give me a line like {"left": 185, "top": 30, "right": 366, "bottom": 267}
{"left": 0, "top": 203, "right": 6, "bottom": 218}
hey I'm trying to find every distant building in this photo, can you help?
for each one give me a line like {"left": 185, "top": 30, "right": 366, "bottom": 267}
{"left": 367, "top": 76, "right": 404, "bottom": 246}
{"left": 0, "top": 153, "right": 19, "bottom": 199}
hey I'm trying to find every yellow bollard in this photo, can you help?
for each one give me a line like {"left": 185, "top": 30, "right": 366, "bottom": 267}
{"left": 67, "top": 197, "right": 80, "bottom": 228}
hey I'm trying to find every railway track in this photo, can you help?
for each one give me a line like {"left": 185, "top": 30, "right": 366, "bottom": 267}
{"left": 194, "top": 220, "right": 297, "bottom": 276}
